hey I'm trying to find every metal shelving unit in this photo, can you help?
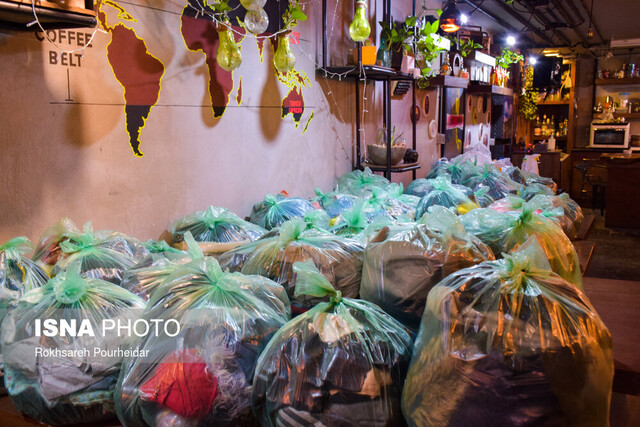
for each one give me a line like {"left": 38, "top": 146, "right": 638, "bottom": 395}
{"left": 319, "top": 0, "right": 419, "bottom": 179}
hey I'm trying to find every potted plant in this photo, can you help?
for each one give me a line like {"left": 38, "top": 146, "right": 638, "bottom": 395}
{"left": 493, "top": 47, "right": 523, "bottom": 86}
{"left": 414, "top": 10, "right": 449, "bottom": 87}
{"left": 378, "top": 16, "right": 418, "bottom": 71}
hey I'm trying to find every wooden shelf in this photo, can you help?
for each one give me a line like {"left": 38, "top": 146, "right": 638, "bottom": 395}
{"left": 426, "top": 75, "right": 469, "bottom": 88}
{"left": 533, "top": 135, "right": 568, "bottom": 141}
{"left": 0, "top": 0, "right": 96, "bottom": 30}
{"left": 320, "top": 65, "right": 415, "bottom": 82}
{"left": 362, "top": 162, "right": 421, "bottom": 173}
{"left": 466, "top": 84, "right": 513, "bottom": 96}
{"left": 595, "top": 78, "right": 640, "bottom": 86}
{"left": 593, "top": 112, "right": 640, "bottom": 120}
{"left": 537, "top": 100, "right": 570, "bottom": 105}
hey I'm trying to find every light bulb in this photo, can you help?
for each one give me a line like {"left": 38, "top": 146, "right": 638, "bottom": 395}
{"left": 460, "top": 13, "right": 468, "bottom": 24}
{"left": 273, "top": 34, "right": 296, "bottom": 73}
{"left": 349, "top": 0, "right": 371, "bottom": 42}
{"left": 240, "top": 0, "right": 266, "bottom": 11}
{"left": 506, "top": 35, "right": 516, "bottom": 46}
{"left": 245, "top": 8, "right": 269, "bottom": 34}
{"left": 587, "top": 26, "right": 594, "bottom": 39}
{"left": 216, "top": 26, "right": 242, "bottom": 71}
{"left": 529, "top": 56, "right": 537, "bottom": 65}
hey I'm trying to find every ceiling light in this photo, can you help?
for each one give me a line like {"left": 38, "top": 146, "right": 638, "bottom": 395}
{"left": 506, "top": 35, "right": 516, "bottom": 46}
{"left": 529, "top": 57, "right": 537, "bottom": 65}
{"left": 460, "top": 13, "right": 468, "bottom": 24}
{"left": 610, "top": 38, "right": 640, "bottom": 48}
{"left": 440, "top": 1, "right": 461, "bottom": 33}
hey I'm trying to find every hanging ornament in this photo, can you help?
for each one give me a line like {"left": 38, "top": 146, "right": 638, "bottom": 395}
{"left": 349, "top": 0, "right": 371, "bottom": 42}
{"left": 216, "top": 23, "right": 242, "bottom": 71}
{"left": 241, "top": 0, "right": 269, "bottom": 35}
{"left": 240, "top": 0, "right": 266, "bottom": 10}
{"left": 273, "top": 31, "right": 296, "bottom": 73}
{"left": 245, "top": 8, "right": 269, "bottom": 34}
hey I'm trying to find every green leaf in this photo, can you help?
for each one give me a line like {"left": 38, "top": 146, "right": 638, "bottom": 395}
{"left": 291, "top": 9, "right": 307, "bottom": 21}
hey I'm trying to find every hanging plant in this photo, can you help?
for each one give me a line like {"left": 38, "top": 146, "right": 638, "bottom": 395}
{"left": 519, "top": 64, "right": 538, "bottom": 120}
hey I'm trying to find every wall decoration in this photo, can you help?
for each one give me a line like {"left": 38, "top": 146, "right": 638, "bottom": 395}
{"left": 423, "top": 93, "right": 430, "bottom": 116}
{"left": 428, "top": 119, "right": 437, "bottom": 139}
{"left": 99, "top": 1, "right": 165, "bottom": 157}
{"left": 442, "top": 87, "right": 465, "bottom": 158}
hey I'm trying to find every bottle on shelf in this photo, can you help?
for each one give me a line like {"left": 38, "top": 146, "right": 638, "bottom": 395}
{"left": 550, "top": 115, "right": 556, "bottom": 136}
{"left": 534, "top": 115, "right": 541, "bottom": 136}
{"left": 541, "top": 114, "right": 548, "bottom": 136}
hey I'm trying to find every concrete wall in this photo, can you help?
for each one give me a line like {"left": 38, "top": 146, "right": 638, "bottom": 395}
{"left": 0, "top": 0, "right": 443, "bottom": 244}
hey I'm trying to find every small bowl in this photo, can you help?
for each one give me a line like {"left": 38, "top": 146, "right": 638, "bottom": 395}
{"left": 367, "top": 144, "right": 407, "bottom": 166}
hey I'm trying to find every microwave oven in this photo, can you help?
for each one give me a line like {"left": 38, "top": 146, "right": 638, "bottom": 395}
{"left": 589, "top": 122, "right": 630, "bottom": 149}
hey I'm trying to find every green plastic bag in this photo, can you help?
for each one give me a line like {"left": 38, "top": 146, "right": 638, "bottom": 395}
{"left": 461, "top": 164, "right": 523, "bottom": 200}
{"left": 171, "top": 205, "right": 266, "bottom": 244}
{"left": 528, "top": 193, "right": 584, "bottom": 240}
{"left": 335, "top": 167, "right": 391, "bottom": 197}
{"left": 425, "top": 158, "right": 477, "bottom": 184}
{"left": 36, "top": 221, "right": 148, "bottom": 277}
{"left": 460, "top": 203, "right": 583, "bottom": 288}
{"left": 218, "top": 219, "right": 364, "bottom": 313}
{"left": 0, "top": 237, "right": 49, "bottom": 360}
{"left": 32, "top": 217, "right": 81, "bottom": 273}
{"left": 115, "top": 257, "right": 290, "bottom": 426}
{"left": 313, "top": 188, "right": 357, "bottom": 218}
{"left": 402, "top": 239, "right": 613, "bottom": 427}
{"left": 52, "top": 223, "right": 146, "bottom": 285}
{"left": 252, "top": 260, "right": 413, "bottom": 426}
{"left": 415, "top": 176, "right": 480, "bottom": 218}
{"left": 360, "top": 206, "right": 494, "bottom": 331}
{"left": 249, "top": 194, "right": 315, "bottom": 230}
{"left": 2, "top": 264, "right": 145, "bottom": 426}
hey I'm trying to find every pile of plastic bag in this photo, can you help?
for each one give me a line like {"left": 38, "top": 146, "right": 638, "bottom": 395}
{"left": 360, "top": 207, "right": 493, "bottom": 331}
{"left": 172, "top": 205, "right": 266, "bottom": 244}
{"left": 219, "top": 219, "right": 364, "bottom": 313}
{"left": 252, "top": 260, "right": 413, "bottom": 426}
{"left": 116, "top": 257, "right": 290, "bottom": 426}
{"left": 460, "top": 203, "right": 582, "bottom": 288}
{"left": 415, "top": 176, "right": 480, "bottom": 218}
{"left": 2, "top": 265, "right": 145, "bottom": 425}
{"left": 249, "top": 193, "right": 315, "bottom": 230}
{"left": 402, "top": 240, "right": 613, "bottom": 426}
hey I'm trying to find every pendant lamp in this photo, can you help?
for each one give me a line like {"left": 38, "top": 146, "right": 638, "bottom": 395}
{"left": 440, "top": 0, "right": 461, "bottom": 33}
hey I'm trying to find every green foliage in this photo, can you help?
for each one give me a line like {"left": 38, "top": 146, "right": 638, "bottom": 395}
{"left": 282, "top": 1, "right": 307, "bottom": 30}
{"left": 459, "top": 38, "right": 483, "bottom": 57}
{"left": 379, "top": 17, "right": 418, "bottom": 53}
{"left": 209, "top": 0, "right": 232, "bottom": 18}
{"left": 496, "top": 47, "right": 524, "bottom": 69}
{"left": 518, "top": 65, "right": 538, "bottom": 121}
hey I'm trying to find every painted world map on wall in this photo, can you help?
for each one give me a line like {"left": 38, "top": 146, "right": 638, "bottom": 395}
{"left": 96, "top": 0, "right": 311, "bottom": 157}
